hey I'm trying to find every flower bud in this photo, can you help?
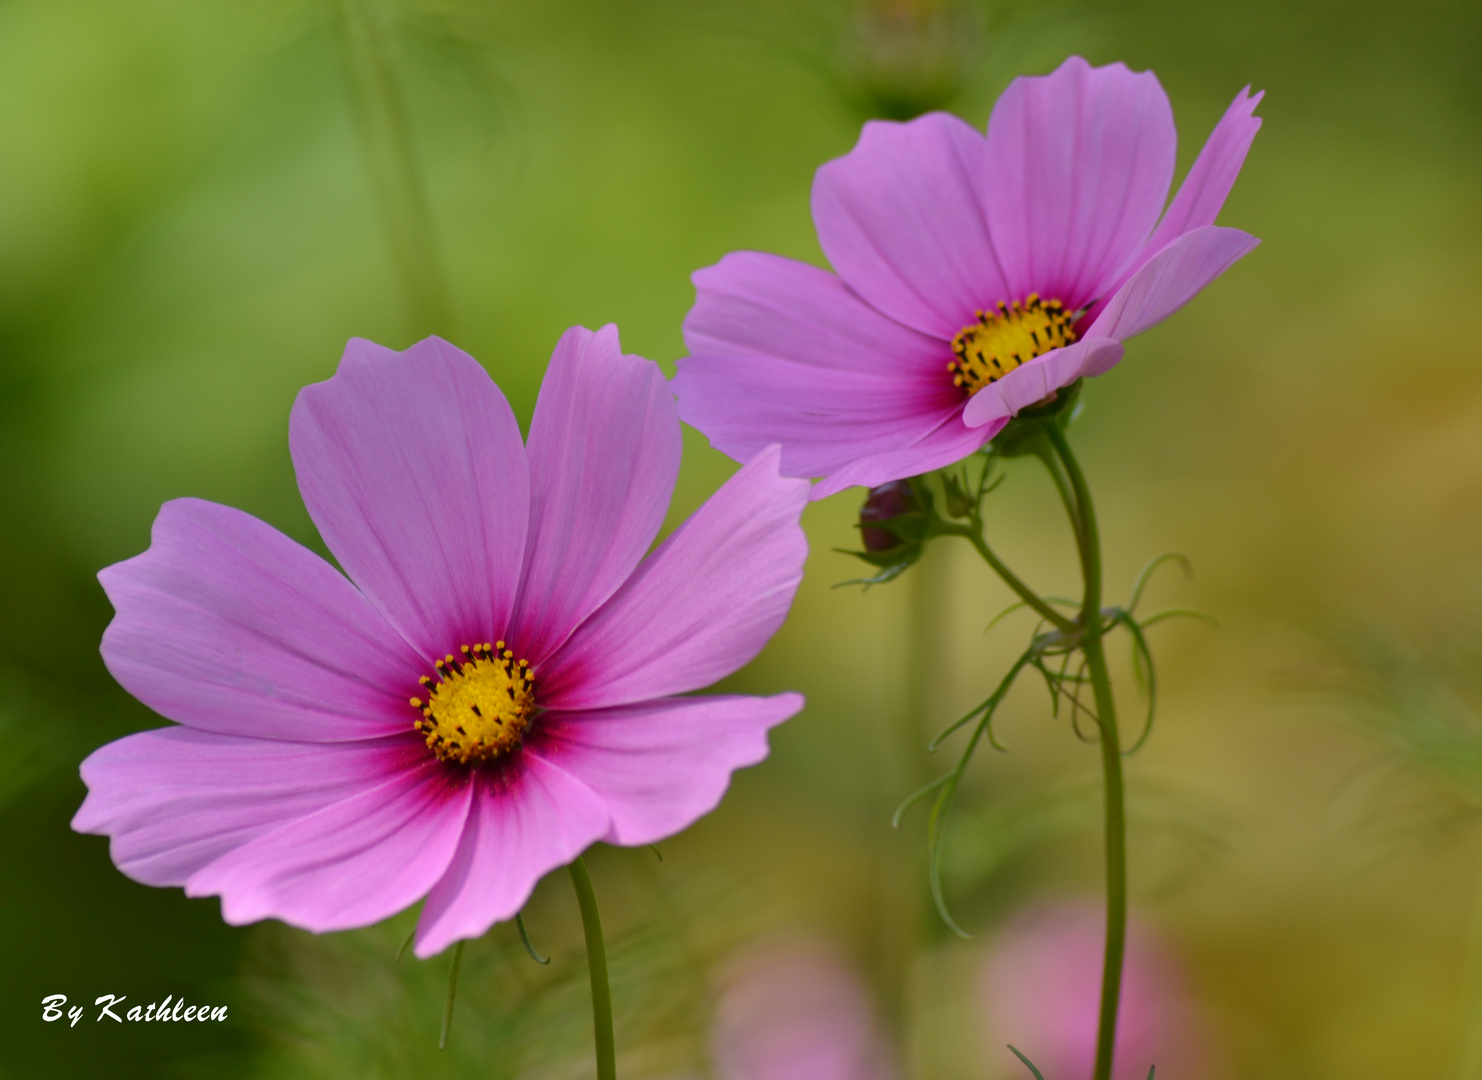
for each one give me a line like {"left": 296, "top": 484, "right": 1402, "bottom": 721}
{"left": 858, "top": 479, "right": 921, "bottom": 552}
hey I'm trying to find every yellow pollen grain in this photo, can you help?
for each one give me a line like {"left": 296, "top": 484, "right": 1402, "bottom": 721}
{"left": 947, "top": 294, "right": 1077, "bottom": 395}
{"left": 411, "top": 642, "right": 536, "bottom": 765}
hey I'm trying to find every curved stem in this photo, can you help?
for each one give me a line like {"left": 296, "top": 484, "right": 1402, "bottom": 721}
{"left": 1034, "top": 442, "right": 1086, "bottom": 568}
{"left": 569, "top": 856, "right": 617, "bottom": 1080}
{"left": 1043, "top": 424, "right": 1102, "bottom": 621}
{"left": 1044, "top": 422, "right": 1126, "bottom": 1080}
{"left": 961, "top": 528, "right": 1075, "bottom": 633}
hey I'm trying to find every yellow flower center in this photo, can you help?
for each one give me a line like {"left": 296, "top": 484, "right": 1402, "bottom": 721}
{"left": 947, "top": 294, "right": 1078, "bottom": 395}
{"left": 410, "top": 642, "right": 536, "bottom": 765}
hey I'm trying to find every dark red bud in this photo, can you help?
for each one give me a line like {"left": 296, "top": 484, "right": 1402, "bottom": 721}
{"left": 859, "top": 479, "right": 920, "bottom": 552}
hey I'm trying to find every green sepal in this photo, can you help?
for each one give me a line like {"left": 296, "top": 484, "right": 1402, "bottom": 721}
{"left": 833, "top": 540, "right": 924, "bottom": 587}
{"left": 941, "top": 470, "right": 977, "bottom": 519}
{"left": 837, "top": 541, "right": 925, "bottom": 570}
{"left": 833, "top": 556, "right": 919, "bottom": 588}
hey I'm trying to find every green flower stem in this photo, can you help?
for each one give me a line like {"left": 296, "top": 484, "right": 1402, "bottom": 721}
{"left": 569, "top": 856, "right": 617, "bottom": 1080}
{"left": 1082, "top": 635, "right": 1127, "bottom": 1080}
{"left": 333, "top": 0, "right": 454, "bottom": 337}
{"left": 1043, "top": 420, "right": 1127, "bottom": 1080}
{"left": 1033, "top": 441, "right": 1086, "bottom": 566}
{"left": 956, "top": 526, "right": 1075, "bottom": 633}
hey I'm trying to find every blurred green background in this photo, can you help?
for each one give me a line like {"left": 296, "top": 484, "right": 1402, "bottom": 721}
{"left": 2, "top": 0, "right": 1480, "bottom": 1076}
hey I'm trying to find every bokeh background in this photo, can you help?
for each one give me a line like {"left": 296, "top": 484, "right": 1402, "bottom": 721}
{"left": 2, "top": 0, "right": 1481, "bottom": 1076}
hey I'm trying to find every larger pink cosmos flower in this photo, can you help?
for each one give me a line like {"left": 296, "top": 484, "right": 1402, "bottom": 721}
{"left": 73, "top": 327, "right": 808, "bottom": 958}
{"left": 674, "top": 56, "right": 1262, "bottom": 498}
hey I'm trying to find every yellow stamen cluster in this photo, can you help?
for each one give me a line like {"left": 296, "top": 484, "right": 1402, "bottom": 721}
{"left": 410, "top": 642, "right": 536, "bottom": 765}
{"left": 948, "top": 294, "right": 1077, "bottom": 395}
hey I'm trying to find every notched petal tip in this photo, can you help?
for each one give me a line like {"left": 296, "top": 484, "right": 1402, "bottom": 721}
{"left": 509, "top": 319, "right": 681, "bottom": 663}
{"left": 986, "top": 53, "right": 1176, "bottom": 308}
{"left": 1132, "top": 82, "right": 1265, "bottom": 269}
{"left": 552, "top": 321, "right": 621, "bottom": 359}
{"left": 810, "top": 110, "right": 1009, "bottom": 340}
{"left": 289, "top": 331, "right": 531, "bottom": 659}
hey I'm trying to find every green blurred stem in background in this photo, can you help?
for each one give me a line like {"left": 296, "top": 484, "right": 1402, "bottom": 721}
{"left": 1043, "top": 421, "right": 1128, "bottom": 1080}
{"left": 332, "top": 0, "right": 455, "bottom": 338}
{"left": 570, "top": 856, "right": 617, "bottom": 1080}
{"left": 438, "top": 939, "right": 466, "bottom": 1051}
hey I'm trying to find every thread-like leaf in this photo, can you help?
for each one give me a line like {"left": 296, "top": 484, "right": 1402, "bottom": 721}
{"left": 515, "top": 912, "right": 550, "bottom": 965}
{"left": 1118, "top": 612, "right": 1158, "bottom": 755}
{"left": 1007, "top": 1045, "right": 1048, "bottom": 1080}
{"left": 931, "top": 647, "right": 1037, "bottom": 751}
{"left": 893, "top": 772, "right": 953, "bottom": 828}
{"left": 926, "top": 769, "right": 970, "bottom": 938}
{"left": 1128, "top": 552, "right": 1194, "bottom": 614}
{"left": 1140, "top": 607, "right": 1219, "bottom": 630}
{"left": 395, "top": 927, "right": 416, "bottom": 964}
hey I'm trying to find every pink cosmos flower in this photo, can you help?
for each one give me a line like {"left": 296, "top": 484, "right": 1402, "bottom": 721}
{"left": 674, "top": 56, "right": 1262, "bottom": 498}
{"left": 711, "top": 936, "right": 900, "bottom": 1080}
{"left": 979, "top": 901, "right": 1217, "bottom": 1080}
{"left": 72, "top": 326, "right": 808, "bottom": 958}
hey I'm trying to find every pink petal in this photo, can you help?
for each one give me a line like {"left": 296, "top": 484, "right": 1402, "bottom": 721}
{"left": 541, "top": 446, "right": 809, "bottom": 710}
{"left": 676, "top": 251, "right": 972, "bottom": 491}
{"left": 72, "top": 727, "right": 418, "bottom": 887}
{"left": 961, "top": 338, "right": 1124, "bottom": 429}
{"left": 290, "top": 337, "right": 530, "bottom": 660}
{"left": 507, "top": 326, "right": 680, "bottom": 665}
{"left": 187, "top": 755, "right": 472, "bottom": 932}
{"left": 1147, "top": 86, "right": 1263, "bottom": 252}
{"left": 675, "top": 352, "right": 963, "bottom": 486}
{"left": 808, "top": 411, "right": 994, "bottom": 499}
{"left": 534, "top": 693, "right": 803, "bottom": 847}
{"left": 811, "top": 112, "right": 1012, "bottom": 339}
{"left": 984, "top": 56, "right": 1176, "bottom": 309}
{"left": 684, "top": 251, "right": 949, "bottom": 378}
{"left": 1086, "top": 225, "right": 1259, "bottom": 342}
{"left": 413, "top": 754, "right": 609, "bottom": 957}
{"left": 99, "top": 498, "right": 425, "bottom": 742}
{"left": 1086, "top": 86, "right": 1263, "bottom": 324}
